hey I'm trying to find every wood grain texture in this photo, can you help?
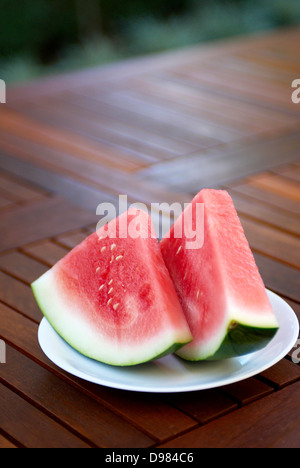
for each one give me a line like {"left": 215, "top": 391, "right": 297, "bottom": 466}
{"left": 0, "top": 434, "right": 17, "bottom": 449}
{"left": 0, "top": 27, "right": 299, "bottom": 448}
{"left": 0, "top": 346, "right": 155, "bottom": 448}
{"left": 0, "top": 197, "right": 97, "bottom": 253}
{"left": 138, "top": 131, "right": 300, "bottom": 191}
{"left": 159, "top": 383, "right": 300, "bottom": 448}
{"left": 0, "top": 251, "right": 48, "bottom": 285}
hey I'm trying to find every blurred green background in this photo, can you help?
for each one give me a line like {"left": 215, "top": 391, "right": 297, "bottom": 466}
{"left": 1, "top": 0, "right": 300, "bottom": 84}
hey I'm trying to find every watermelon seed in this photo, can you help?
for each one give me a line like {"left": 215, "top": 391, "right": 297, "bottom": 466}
{"left": 110, "top": 256, "right": 114, "bottom": 264}
{"left": 108, "top": 287, "right": 114, "bottom": 295}
{"left": 108, "top": 279, "right": 113, "bottom": 286}
{"left": 99, "top": 284, "right": 105, "bottom": 291}
{"left": 111, "top": 244, "right": 117, "bottom": 251}
{"left": 113, "top": 303, "right": 119, "bottom": 311}
{"left": 176, "top": 246, "right": 182, "bottom": 255}
{"left": 107, "top": 298, "right": 113, "bottom": 306}
{"left": 101, "top": 246, "right": 106, "bottom": 253}
{"left": 96, "top": 267, "right": 101, "bottom": 273}
{"left": 116, "top": 255, "right": 123, "bottom": 261}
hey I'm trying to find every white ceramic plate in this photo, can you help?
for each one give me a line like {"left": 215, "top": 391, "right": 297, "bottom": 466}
{"left": 38, "top": 290, "right": 299, "bottom": 393}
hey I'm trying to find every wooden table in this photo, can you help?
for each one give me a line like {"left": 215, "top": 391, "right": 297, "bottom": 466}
{"left": 1, "top": 27, "right": 300, "bottom": 449}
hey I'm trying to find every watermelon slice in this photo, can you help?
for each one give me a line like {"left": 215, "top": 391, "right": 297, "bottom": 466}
{"left": 32, "top": 208, "right": 192, "bottom": 366}
{"left": 160, "top": 189, "right": 279, "bottom": 361}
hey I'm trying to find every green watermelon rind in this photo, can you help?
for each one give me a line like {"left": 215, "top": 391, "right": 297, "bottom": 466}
{"left": 176, "top": 320, "right": 279, "bottom": 362}
{"left": 209, "top": 322, "right": 279, "bottom": 360}
{"left": 32, "top": 278, "right": 192, "bottom": 367}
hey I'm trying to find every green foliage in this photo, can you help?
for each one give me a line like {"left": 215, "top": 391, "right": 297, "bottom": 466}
{"left": 1, "top": 0, "right": 300, "bottom": 84}
{"left": 0, "top": 0, "right": 78, "bottom": 60}
{"left": 0, "top": 55, "right": 43, "bottom": 84}
{"left": 118, "top": 0, "right": 300, "bottom": 55}
{"left": 51, "top": 37, "right": 123, "bottom": 73}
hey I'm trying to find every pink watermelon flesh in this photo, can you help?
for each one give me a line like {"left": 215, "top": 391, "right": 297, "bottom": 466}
{"left": 32, "top": 208, "right": 192, "bottom": 366}
{"left": 160, "top": 189, "right": 279, "bottom": 361}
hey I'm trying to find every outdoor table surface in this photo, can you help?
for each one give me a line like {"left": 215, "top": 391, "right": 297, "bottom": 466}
{"left": 0, "top": 27, "right": 300, "bottom": 449}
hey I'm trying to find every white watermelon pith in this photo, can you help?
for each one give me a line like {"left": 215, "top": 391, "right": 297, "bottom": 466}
{"left": 32, "top": 208, "right": 192, "bottom": 366}
{"left": 160, "top": 189, "right": 279, "bottom": 361}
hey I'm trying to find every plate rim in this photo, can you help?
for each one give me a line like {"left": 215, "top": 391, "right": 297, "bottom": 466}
{"left": 38, "top": 289, "right": 299, "bottom": 393}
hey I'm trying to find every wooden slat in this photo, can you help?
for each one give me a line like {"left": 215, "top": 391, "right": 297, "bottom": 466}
{"left": 274, "top": 164, "right": 300, "bottom": 183}
{"left": 235, "top": 46, "right": 300, "bottom": 75}
{"left": 83, "top": 88, "right": 244, "bottom": 143}
{"left": 88, "top": 387, "right": 198, "bottom": 443}
{"left": 167, "top": 62, "right": 292, "bottom": 110}
{"left": 0, "top": 434, "right": 17, "bottom": 449}
{"left": 0, "top": 251, "right": 48, "bottom": 285}
{"left": 159, "top": 382, "right": 300, "bottom": 448}
{"left": 0, "top": 303, "right": 197, "bottom": 443}
{"left": 228, "top": 189, "right": 300, "bottom": 237}
{"left": 250, "top": 172, "right": 300, "bottom": 202}
{"left": 227, "top": 178, "right": 300, "bottom": 216}
{"left": 240, "top": 215, "right": 300, "bottom": 269}
{"left": 0, "top": 197, "right": 97, "bottom": 253}
{"left": 221, "top": 378, "right": 274, "bottom": 406}
{"left": 0, "top": 301, "right": 55, "bottom": 362}
{"left": 22, "top": 241, "right": 69, "bottom": 267}
{"left": 0, "top": 383, "right": 91, "bottom": 448}
{"left": 0, "top": 271, "right": 42, "bottom": 322}
{"left": 0, "top": 26, "right": 299, "bottom": 449}
{"left": 0, "top": 346, "right": 155, "bottom": 448}
{"left": 55, "top": 230, "right": 89, "bottom": 249}
{"left": 60, "top": 90, "right": 223, "bottom": 149}
{"left": 0, "top": 170, "right": 48, "bottom": 203}
{"left": 166, "top": 390, "right": 238, "bottom": 425}
{"left": 0, "top": 151, "right": 118, "bottom": 213}
{"left": 0, "top": 142, "right": 192, "bottom": 208}
{"left": 119, "top": 74, "right": 297, "bottom": 134}
{"left": 285, "top": 299, "right": 300, "bottom": 323}
{"left": 253, "top": 252, "right": 300, "bottom": 304}
{"left": 258, "top": 358, "right": 300, "bottom": 389}
{"left": 138, "top": 132, "right": 300, "bottom": 191}
{"left": 0, "top": 169, "right": 49, "bottom": 215}
{"left": 11, "top": 97, "right": 197, "bottom": 162}
{"left": 0, "top": 107, "right": 146, "bottom": 173}
{"left": 164, "top": 42, "right": 300, "bottom": 115}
